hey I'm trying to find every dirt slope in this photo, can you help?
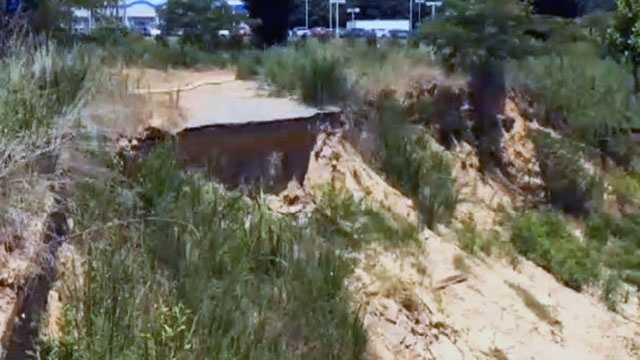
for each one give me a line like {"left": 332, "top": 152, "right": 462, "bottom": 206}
{"left": 292, "top": 124, "right": 640, "bottom": 359}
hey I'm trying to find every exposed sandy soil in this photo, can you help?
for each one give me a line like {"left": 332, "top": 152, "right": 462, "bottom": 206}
{"left": 121, "top": 68, "right": 335, "bottom": 134}
{"left": 261, "top": 91, "right": 640, "bottom": 359}
{"left": 296, "top": 129, "right": 640, "bottom": 359}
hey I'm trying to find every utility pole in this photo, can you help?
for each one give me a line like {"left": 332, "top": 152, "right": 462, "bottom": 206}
{"left": 409, "top": 0, "right": 413, "bottom": 31}
{"left": 335, "top": 0, "right": 339, "bottom": 37}
{"left": 416, "top": 0, "right": 424, "bottom": 24}
{"left": 305, "top": 0, "right": 309, "bottom": 29}
{"left": 330, "top": 0, "right": 345, "bottom": 38}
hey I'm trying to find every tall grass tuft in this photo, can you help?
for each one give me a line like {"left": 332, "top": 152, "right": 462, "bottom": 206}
{"left": 261, "top": 41, "right": 348, "bottom": 107}
{"left": 0, "top": 41, "right": 93, "bottom": 134}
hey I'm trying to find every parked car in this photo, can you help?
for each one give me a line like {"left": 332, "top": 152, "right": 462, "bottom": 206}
{"left": 373, "top": 29, "right": 389, "bottom": 38}
{"left": 148, "top": 26, "right": 161, "bottom": 37}
{"left": 132, "top": 25, "right": 151, "bottom": 37}
{"left": 291, "top": 26, "right": 311, "bottom": 38}
{"left": 310, "top": 27, "right": 330, "bottom": 38}
{"left": 343, "top": 28, "right": 371, "bottom": 39}
{"left": 389, "top": 29, "right": 410, "bottom": 40}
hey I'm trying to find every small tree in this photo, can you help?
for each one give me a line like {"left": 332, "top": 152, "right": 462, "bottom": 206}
{"left": 421, "top": 0, "right": 542, "bottom": 169}
{"left": 608, "top": 0, "right": 640, "bottom": 93}
{"left": 161, "top": 0, "right": 240, "bottom": 52}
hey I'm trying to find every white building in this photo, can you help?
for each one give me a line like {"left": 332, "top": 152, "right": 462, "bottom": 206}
{"left": 73, "top": 0, "right": 166, "bottom": 34}
{"left": 346, "top": 20, "right": 411, "bottom": 32}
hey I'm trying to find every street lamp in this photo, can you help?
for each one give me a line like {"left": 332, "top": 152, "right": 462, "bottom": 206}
{"left": 346, "top": 7, "right": 360, "bottom": 22}
{"left": 426, "top": 1, "right": 443, "bottom": 20}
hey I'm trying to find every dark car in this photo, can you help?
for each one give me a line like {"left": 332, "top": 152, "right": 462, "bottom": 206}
{"left": 132, "top": 25, "right": 151, "bottom": 37}
{"left": 389, "top": 30, "right": 410, "bottom": 40}
{"left": 343, "top": 28, "right": 372, "bottom": 39}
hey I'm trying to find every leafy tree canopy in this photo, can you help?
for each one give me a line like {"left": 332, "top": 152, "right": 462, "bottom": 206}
{"left": 160, "top": 0, "right": 241, "bottom": 49}
{"left": 608, "top": 0, "right": 640, "bottom": 91}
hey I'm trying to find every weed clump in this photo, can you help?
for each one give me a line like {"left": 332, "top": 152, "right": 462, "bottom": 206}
{"left": 511, "top": 210, "right": 600, "bottom": 291}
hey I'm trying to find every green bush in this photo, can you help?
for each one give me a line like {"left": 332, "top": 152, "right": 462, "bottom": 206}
{"left": 532, "top": 132, "right": 604, "bottom": 215}
{"left": 511, "top": 210, "right": 600, "bottom": 291}
{"left": 262, "top": 42, "right": 347, "bottom": 106}
{"left": 585, "top": 212, "right": 640, "bottom": 287}
{"left": 377, "top": 97, "right": 457, "bottom": 229}
{"left": 508, "top": 47, "right": 640, "bottom": 163}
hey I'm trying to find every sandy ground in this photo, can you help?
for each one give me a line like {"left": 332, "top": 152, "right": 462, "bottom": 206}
{"left": 122, "top": 68, "right": 336, "bottom": 133}
{"left": 291, "top": 129, "right": 640, "bottom": 360}
{"left": 261, "top": 95, "right": 640, "bottom": 359}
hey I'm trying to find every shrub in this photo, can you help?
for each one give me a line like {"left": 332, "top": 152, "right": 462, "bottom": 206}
{"left": 262, "top": 42, "right": 347, "bottom": 106}
{"left": 532, "top": 132, "right": 604, "bottom": 216}
{"left": 299, "top": 51, "right": 347, "bottom": 106}
{"left": 0, "top": 42, "right": 93, "bottom": 134}
{"left": 511, "top": 210, "right": 600, "bottom": 291}
{"left": 262, "top": 46, "right": 301, "bottom": 94}
{"left": 377, "top": 97, "right": 457, "bottom": 229}
{"left": 508, "top": 48, "right": 640, "bottom": 164}
{"left": 585, "top": 212, "right": 640, "bottom": 287}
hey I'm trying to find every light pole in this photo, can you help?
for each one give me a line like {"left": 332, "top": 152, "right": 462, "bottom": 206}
{"left": 346, "top": 7, "right": 360, "bottom": 23}
{"left": 416, "top": 0, "right": 424, "bottom": 24}
{"left": 305, "top": 0, "right": 309, "bottom": 29}
{"left": 426, "top": 1, "right": 443, "bottom": 20}
{"left": 330, "top": 0, "right": 345, "bottom": 38}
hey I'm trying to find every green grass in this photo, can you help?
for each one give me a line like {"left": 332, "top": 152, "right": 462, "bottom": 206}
{"left": 511, "top": 210, "right": 600, "bottom": 291}
{"left": 41, "top": 144, "right": 421, "bottom": 359}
